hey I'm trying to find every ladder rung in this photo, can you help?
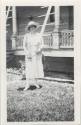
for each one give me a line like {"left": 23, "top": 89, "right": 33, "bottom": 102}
{"left": 6, "top": 6, "right": 11, "bottom": 20}
{"left": 39, "top": 23, "right": 55, "bottom": 26}
{"left": 38, "top": 12, "right": 55, "bottom": 18}
{"left": 9, "top": 9, "right": 12, "bottom": 12}
{"left": 6, "top": 24, "right": 10, "bottom": 27}
{"left": 7, "top": 16, "right": 12, "bottom": 19}
{"left": 41, "top": 6, "right": 48, "bottom": 8}
{"left": 41, "top": 6, "right": 52, "bottom": 35}
{"left": 38, "top": 14, "right": 46, "bottom": 17}
{"left": 50, "top": 12, "right": 55, "bottom": 15}
{"left": 45, "top": 23, "right": 55, "bottom": 26}
{"left": 6, "top": 9, "right": 12, "bottom": 12}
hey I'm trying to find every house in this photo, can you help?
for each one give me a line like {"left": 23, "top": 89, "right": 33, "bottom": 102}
{"left": 6, "top": 6, "right": 74, "bottom": 79}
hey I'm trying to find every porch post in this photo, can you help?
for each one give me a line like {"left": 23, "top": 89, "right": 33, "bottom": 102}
{"left": 12, "top": 6, "right": 17, "bottom": 49}
{"left": 53, "top": 6, "right": 60, "bottom": 49}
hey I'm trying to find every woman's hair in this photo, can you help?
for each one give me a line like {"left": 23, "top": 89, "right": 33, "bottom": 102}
{"left": 28, "top": 25, "right": 36, "bottom": 31}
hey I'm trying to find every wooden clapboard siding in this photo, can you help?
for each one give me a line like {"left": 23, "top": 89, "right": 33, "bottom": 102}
{"left": 16, "top": 6, "right": 47, "bottom": 35}
{"left": 43, "top": 57, "right": 74, "bottom": 73}
{"left": 43, "top": 56, "right": 74, "bottom": 79}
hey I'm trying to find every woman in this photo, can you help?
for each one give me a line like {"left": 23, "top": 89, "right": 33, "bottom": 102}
{"left": 23, "top": 21, "right": 44, "bottom": 90}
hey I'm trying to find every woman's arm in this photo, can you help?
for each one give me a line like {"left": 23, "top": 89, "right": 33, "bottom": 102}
{"left": 36, "top": 35, "right": 44, "bottom": 54}
{"left": 23, "top": 35, "right": 28, "bottom": 53}
{"left": 23, "top": 34, "right": 32, "bottom": 58}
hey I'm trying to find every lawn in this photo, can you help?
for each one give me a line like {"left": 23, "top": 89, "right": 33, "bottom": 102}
{"left": 7, "top": 74, "right": 74, "bottom": 122}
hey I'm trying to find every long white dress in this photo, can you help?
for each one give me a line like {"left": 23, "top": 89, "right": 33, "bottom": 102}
{"left": 23, "top": 32, "right": 44, "bottom": 81}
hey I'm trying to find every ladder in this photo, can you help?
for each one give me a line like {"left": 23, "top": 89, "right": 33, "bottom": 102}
{"left": 38, "top": 6, "right": 55, "bottom": 47}
{"left": 6, "top": 7, "right": 15, "bottom": 63}
{"left": 6, "top": 6, "right": 17, "bottom": 34}
{"left": 6, "top": 6, "right": 12, "bottom": 28}
{"left": 40, "top": 6, "right": 53, "bottom": 35}
{"left": 6, "top": 6, "right": 55, "bottom": 35}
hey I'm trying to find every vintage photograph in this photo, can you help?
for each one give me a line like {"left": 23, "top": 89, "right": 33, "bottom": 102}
{"left": 6, "top": 6, "right": 74, "bottom": 122}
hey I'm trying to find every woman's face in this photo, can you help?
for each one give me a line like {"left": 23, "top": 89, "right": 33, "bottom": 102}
{"left": 29, "top": 26, "right": 36, "bottom": 33}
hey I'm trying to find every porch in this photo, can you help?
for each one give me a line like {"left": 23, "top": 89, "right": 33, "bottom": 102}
{"left": 6, "top": 6, "right": 74, "bottom": 57}
{"left": 13, "top": 29, "right": 74, "bottom": 57}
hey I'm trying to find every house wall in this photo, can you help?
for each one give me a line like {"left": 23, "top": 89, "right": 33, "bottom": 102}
{"left": 43, "top": 56, "right": 74, "bottom": 74}
{"left": 60, "top": 6, "right": 73, "bottom": 30}
{"left": 60, "top": 6, "right": 69, "bottom": 30}
{"left": 7, "top": 55, "right": 74, "bottom": 80}
{"left": 16, "top": 6, "right": 47, "bottom": 35}
{"left": 44, "top": 57, "right": 74, "bottom": 79}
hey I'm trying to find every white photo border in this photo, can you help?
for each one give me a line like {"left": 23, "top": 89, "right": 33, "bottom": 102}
{"left": 0, "top": 0, "right": 81, "bottom": 125}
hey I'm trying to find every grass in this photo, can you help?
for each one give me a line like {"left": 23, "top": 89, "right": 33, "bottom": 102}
{"left": 7, "top": 74, "right": 74, "bottom": 122}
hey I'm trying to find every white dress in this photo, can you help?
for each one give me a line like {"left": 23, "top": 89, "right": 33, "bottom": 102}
{"left": 23, "top": 33, "right": 44, "bottom": 80}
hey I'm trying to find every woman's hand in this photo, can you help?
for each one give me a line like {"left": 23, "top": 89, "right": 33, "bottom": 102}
{"left": 36, "top": 48, "right": 42, "bottom": 54}
{"left": 27, "top": 52, "right": 32, "bottom": 58}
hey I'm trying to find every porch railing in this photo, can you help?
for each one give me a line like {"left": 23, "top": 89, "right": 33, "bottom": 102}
{"left": 42, "top": 33, "right": 53, "bottom": 48}
{"left": 16, "top": 33, "right": 54, "bottom": 49}
{"left": 59, "top": 30, "right": 74, "bottom": 48}
{"left": 16, "top": 35, "right": 24, "bottom": 49}
{"left": 16, "top": 30, "right": 74, "bottom": 49}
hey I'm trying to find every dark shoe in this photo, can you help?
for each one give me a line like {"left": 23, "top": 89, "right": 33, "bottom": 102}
{"left": 17, "top": 87, "right": 25, "bottom": 91}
